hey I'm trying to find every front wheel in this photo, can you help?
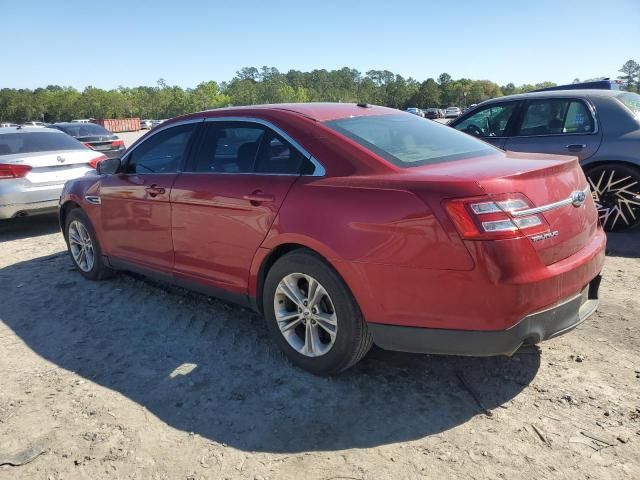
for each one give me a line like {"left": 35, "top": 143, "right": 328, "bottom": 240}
{"left": 586, "top": 163, "right": 640, "bottom": 232}
{"left": 263, "top": 250, "right": 373, "bottom": 375}
{"left": 65, "top": 208, "right": 113, "bottom": 280}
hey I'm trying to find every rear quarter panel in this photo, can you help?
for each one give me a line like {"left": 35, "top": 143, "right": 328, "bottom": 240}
{"left": 262, "top": 177, "right": 475, "bottom": 271}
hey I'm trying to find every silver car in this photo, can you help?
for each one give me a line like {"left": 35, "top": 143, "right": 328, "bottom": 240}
{"left": 0, "top": 127, "right": 104, "bottom": 219}
{"left": 449, "top": 89, "right": 640, "bottom": 232}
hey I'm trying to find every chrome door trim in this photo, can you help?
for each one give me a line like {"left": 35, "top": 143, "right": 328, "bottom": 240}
{"left": 510, "top": 187, "right": 590, "bottom": 217}
{"left": 203, "top": 116, "right": 326, "bottom": 177}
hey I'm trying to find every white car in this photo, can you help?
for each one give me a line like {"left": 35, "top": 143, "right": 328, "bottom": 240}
{"left": 444, "top": 107, "right": 462, "bottom": 118}
{"left": 140, "top": 119, "right": 153, "bottom": 130}
{"left": 405, "top": 107, "right": 425, "bottom": 118}
{"left": 0, "top": 127, "right": 106, "bottom": 219}
{"left": 21, "top": 121, "right": 47, "bottom": 128}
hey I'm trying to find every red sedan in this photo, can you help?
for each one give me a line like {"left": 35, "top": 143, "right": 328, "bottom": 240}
{"left": 59, "top": 103, "right": 606, "bottom": 374}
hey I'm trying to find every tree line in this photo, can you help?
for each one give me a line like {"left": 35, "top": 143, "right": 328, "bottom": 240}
{"left": 1, "top": 60, "right": 637, "bottom": 123}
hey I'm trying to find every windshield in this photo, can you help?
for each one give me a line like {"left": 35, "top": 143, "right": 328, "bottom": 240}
{"left": 0, "top": 131, "right": 86, "bottom": 156}
{"left": 324, "top": 114, "right": 496, "bottom": 168}
{"left": 618, "top": 92, "right": 640, "bottom": 117}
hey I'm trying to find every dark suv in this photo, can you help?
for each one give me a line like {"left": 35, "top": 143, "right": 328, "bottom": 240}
{"left": 450, "top": 90, "right": 640, "bottom": 232}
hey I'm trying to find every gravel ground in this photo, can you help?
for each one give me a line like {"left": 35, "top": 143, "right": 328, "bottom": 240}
{"left": 0, "top": 208, "right": 639, "bottom": 478}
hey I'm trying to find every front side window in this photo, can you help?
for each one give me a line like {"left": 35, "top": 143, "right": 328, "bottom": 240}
{"left": 125, "top": 123, "right": 196, "bottom": 174}
{"left": 516, "top": 99, "right": 594, "bottom": 136}
{"left": 454, "top": 103, "right": 518, "bottom": 138}
{"left": 325, "top": 113, "right": 495, "bottom": 168}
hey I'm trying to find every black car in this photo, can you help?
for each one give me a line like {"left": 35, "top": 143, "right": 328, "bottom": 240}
{"left": 423, "top": 108, "right": 442, "bottom": 119}
{"left": 48, "top": 123, "right": 125, "bottom": 159}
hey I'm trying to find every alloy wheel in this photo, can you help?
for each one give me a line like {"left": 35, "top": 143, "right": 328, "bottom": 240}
{"left": 68, "top": 220, "right": 95, "bottom": 272}
{"left": 273, "top": 273, "right": 338, "bottom": 357}
{"left": 588, "top": 167, "right": 640, "bottom": 231}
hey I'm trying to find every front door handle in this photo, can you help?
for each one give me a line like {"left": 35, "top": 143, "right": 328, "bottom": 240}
{"left": 243, "top": 191, "right": 275, "bottom": 205}
{"left": 144, "top": 184, "right": 166, "bottom": 197}
{"left": 566, "top": 144, "right": 586, "bottom": 152}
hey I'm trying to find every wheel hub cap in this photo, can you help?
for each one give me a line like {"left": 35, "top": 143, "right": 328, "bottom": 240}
{"left": 274, "top": 273, "right": 338, "bottom": 358}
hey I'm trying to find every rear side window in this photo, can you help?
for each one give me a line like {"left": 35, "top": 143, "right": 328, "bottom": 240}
{"left": 325, "top": 114, "right": 495, "bottom": 168}
{"left": 516, "top": 99, "right": 594, "bottom": 136}
{"left": 254, "top": 131, "right": 305, "bottom": 174}
{"left": 190, "top": 123, "right": 265, "bottom": 173}
{"left": 0, "top": 131, "right": 85, "bottom": 156}
{"left": 617, "top": 92, "right": 640, "bottom": 117}
{"left": 188, "top": 122, "right": 307, "bottom": 175}
{"left": 125, "top": 123, "right": 196, "bottom": 174}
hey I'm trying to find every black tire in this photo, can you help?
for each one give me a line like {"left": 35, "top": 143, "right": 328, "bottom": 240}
{"left": 263, "top": 249, "right": 373, "bottom": 375}
{"left": 585, "top": 163, "right": 640, "bottom": 232}
{"left": 65, "top": 208, "right": 113, "bottom": 280}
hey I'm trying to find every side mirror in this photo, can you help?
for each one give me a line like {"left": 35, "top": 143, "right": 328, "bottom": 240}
{"left": 97, "top": 157, "right": 122, "bottom": 175}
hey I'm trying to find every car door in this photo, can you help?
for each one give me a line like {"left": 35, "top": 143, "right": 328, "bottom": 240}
{"left": 504, "top": 98, "right": 602, "bottom": 162}
{"left": 99, "top": 121, "right": 201, "bottom": 273}
{"left": 450, "top": 101, "right": 521, "bottom": 149}
{"left": 170, "top": 119, "right": 311, "bottom": 297}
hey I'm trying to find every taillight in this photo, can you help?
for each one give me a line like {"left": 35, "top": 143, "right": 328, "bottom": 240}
{"left": 83, "top": 142, "right": 95, "bottom": 149}
{"left": 88, "top": 154, "right": 108, "bottom": 169}
{"left": 111, "top": 140, "right": 124, "bottom": 148}
{"left": 444, "top": 193, "right": 548, "bottom": 240}
{"left": 0, "top": 164, "right": 32, "bottom": 179}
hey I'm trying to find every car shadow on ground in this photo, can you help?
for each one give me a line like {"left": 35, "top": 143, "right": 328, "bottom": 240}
{"left": 605, "top": 232, "right": 640, "bottom": 259}
{"left": 0, "top": 214, "right": 60, "bottom": 242}
{"left": 0, "top": 253, "right": 540, "bottom": 453}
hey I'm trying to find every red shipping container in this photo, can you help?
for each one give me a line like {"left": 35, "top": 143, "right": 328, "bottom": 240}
{"left": 94, "top": 117, "right": 141, "bottom": 133}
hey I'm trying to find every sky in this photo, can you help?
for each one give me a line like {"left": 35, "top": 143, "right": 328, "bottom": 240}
{"left": 1, "top": 0, "right": 639, "bottom": 90}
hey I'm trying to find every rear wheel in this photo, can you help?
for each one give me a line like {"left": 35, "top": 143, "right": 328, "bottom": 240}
{"left": 263, "top": 250, "right": 373, "bottom": 375}
{"left": 586, "top": 163, "right": 640, "bottom": 232}
{"left": 65, "top": 208, "right": 113, "bottom": 280}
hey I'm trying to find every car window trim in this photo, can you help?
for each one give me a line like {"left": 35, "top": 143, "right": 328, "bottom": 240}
{"left": 120, "top": 118, "right": 205, "bottom": 174}
{"left": 202, "top": 116, "right": 325, "bottom": 177}
{"left": 451, "top": 101, "right": 522, "bottom": 139}
{"left": 510, "top": 97, "right": 599, "bottom": 138}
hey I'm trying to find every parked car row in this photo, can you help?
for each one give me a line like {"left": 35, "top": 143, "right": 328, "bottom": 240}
{"left": 405, "top": 106, "right": 468, "bottom": 119}
{"left": 140, "top": 119, "right": 166, "bottom": 129}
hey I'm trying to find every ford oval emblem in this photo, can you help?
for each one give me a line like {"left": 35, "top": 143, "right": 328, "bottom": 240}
{"left": 571, "top": 190, "right": 586, "bottom": 208}
{"left": 57, "top": 156, "right": 65, "bottom": 163}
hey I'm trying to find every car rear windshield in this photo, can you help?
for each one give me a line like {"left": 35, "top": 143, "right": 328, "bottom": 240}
{"left": 618, "top": 92, "right": 640, "bottom": 117}
{"left": 54, "top": 123, "right": 111, "bottom": 137}
{"left": 324, "top": 114, "right": 495, "bottom": 168}
{"left": 0, "top": 131, "right": 86, "bottom": 156}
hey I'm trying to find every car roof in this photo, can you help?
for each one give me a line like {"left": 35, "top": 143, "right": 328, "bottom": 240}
{"left": 201, "top": 102, "right": 399, "bottom": 122}
{"left": 0, "top": 126, "right": 63, "bottom": 135}
{"left": 481, "top": 89, "right": 626, "bottom": 104}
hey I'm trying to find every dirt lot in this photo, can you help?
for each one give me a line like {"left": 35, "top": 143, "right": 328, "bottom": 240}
{"left": 1, "top": 213, "right": 639, "bottom": 479}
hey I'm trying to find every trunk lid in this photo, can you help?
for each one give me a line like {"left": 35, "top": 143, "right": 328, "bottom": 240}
{"left": 410, "top": 151, "right": 599, "bottom": 265}
{"left": 1, "top": 150, "right": 98, "bottom": 185}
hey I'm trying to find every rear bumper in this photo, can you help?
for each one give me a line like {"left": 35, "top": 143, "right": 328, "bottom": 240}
{"left": 370, "top": 275, "right": 601, "bottom": 356}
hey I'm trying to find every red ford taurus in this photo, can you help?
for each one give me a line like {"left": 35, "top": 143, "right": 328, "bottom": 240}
{"left": 59, "top": 103, "right": 605, "bottom": 374}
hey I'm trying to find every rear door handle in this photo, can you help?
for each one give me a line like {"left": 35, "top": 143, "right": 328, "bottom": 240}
{"left": 243, "top": 191, "right": 275, "bottom": 205}
{"left": 144, "top": 184, "right": 166, "bottom": 197}
{"left": 566, "top": 144, "right": 586, "bottom": 151}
